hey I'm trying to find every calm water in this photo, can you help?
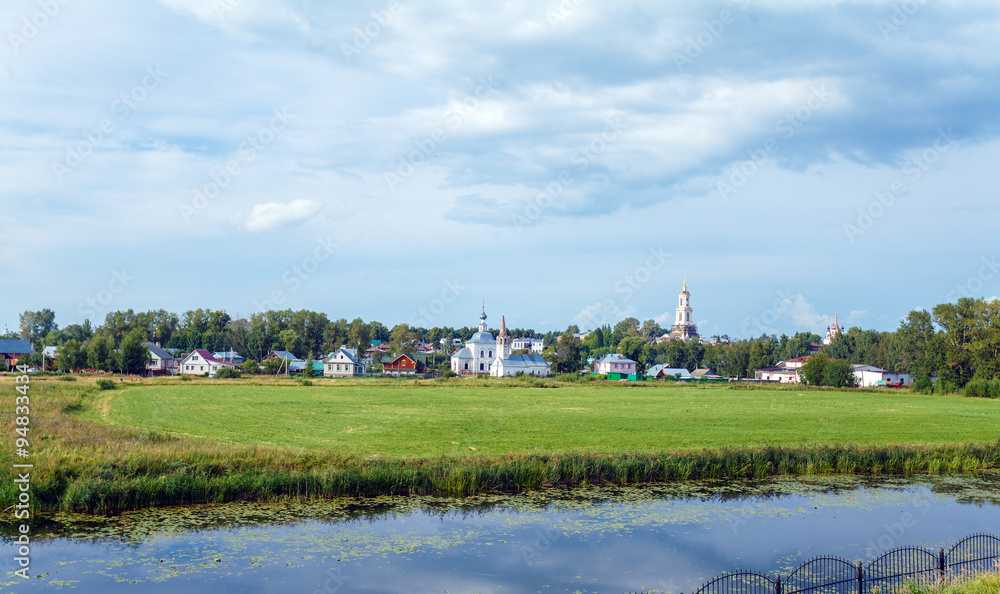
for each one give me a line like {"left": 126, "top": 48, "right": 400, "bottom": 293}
{"left": 2, "top": 473, "right": 1000, "bottom": 593}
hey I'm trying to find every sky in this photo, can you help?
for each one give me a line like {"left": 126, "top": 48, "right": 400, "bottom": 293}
{"left": 3, "top": 0, "right": 1000, "bottom": 340}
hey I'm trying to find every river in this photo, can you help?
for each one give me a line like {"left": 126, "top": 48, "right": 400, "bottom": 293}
{"left": 3, "top": 473, "right": 1000, "bottom": 593}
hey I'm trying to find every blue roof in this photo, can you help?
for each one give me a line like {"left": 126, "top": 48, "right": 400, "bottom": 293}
{"left": 0, "top": 339, "right": 34, "bottom": 355}
{"left": 269, "top": 350, "right": 302, "bottom": 361}
{"left": 468, "top": 331, "right": 494, "bottom": 343}
{"left": 595, "top": 353, "right": 637, "bottom": 364}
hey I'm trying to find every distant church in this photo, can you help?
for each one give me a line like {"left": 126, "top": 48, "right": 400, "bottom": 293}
{"left": 451, "top": 308, "right": 550, "bottom": 377}
{"left": 668, "top": 277, "right": 699, "bottom": 341}
{"left": 823, "top": 315, "right": 844, "bottom": 345}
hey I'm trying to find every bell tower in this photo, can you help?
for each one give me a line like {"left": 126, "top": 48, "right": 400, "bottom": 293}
{"left": 669, "top": 276, "right": 699, "bottom": 341}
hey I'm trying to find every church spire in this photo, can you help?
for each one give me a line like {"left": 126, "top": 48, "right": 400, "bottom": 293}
{"left": 683, "top": 274, "right": 687, "bottom": 291}
{"left": 497, "top": 315, "right": 510, "bottom": 359}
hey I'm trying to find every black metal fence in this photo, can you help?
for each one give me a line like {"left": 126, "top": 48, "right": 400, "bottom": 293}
{"left": 688, "top": 534, "right": 1000, "bottom": 594}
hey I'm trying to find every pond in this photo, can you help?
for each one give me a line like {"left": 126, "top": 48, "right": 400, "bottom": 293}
{"left": 3, "top": 473, "right": 1000, "bottom": 593}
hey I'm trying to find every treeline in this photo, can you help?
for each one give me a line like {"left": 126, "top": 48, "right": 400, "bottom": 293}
{"left": 10, "top": 308, "right": 545, "bottom": 372}
{"left": 10, "top": 297, "right": 1000, "bottom": 388}
{"left": 542, "top": 298, "right": 1000, "bottom": 388}
{"left": 542, "top": 319, "right": 821, "bottom": 377}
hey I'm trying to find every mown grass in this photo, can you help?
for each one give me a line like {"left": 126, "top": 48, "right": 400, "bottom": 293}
{"left": 1, "top": 374, "right": 999, "bottom": 515}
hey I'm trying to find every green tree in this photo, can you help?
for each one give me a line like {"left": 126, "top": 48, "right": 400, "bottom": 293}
{"left": 304, "top": 358, "right": 316, "bottom": 378}
{"left": 822, "top": 358, "right": 856, "bottom": 388}
{"left": 56, "top": 339, "right": 85, "bottom": 372}
{"left": 118, "top": 329, "right": 152, "bottom": 374}
{"left": 278, "top": 329, "right": 304, "bottom": 357}
{"left": 617, "top": 336, "right": 646, "bottom": 370}
{"left": 800, "top": 353, "right": 829, "bottom": 386}
{"left": 88, "top": 334, "right": 114, "bottom": 371}
{"left": 19, "top": 308, "right": 57, "bottom": 348}
{"left": 545, "top": 331, "right": 583, "bottom": 374}
{"left": 969, "top": 298, "right": 1000, "bottom": 380}
{"left": 263, "top": 358, "right": 283, "bottom": 375}
{"left": 241, "top": 358, "right": 261, "bottom": 375}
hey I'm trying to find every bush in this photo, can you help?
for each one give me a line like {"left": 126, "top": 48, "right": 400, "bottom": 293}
{"left": 179, "top": 374, "right": 192, "bottom": 381}
{"left": 241, "top": 359, "right": 260, "bottom": 375}
{"left": 555, "top": 373, "right": 580, "bottom": 383}
{"left": 442, "top": 370, "right": 457, "bottom": 378}
{"left": 214, "top": 366, "right": 241, "bottom": 379}
{"left": 298, "top": 379, "right": 313, "bottom": 386}
{"left": 96, "top": 379, "right": 116, "bottom": 390}
{"left": 57, "top": 375, "right": 77, "bottom": 382}
{"left": 965, "top": 378, "right": 1000, "bottom": 398}
{"left": 913, "top": 374, "right": 933, "bottom": 394}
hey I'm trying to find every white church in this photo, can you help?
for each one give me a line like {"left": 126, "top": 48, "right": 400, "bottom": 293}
{"left": 450, "top": 309, "right": 551, "bottom": 377}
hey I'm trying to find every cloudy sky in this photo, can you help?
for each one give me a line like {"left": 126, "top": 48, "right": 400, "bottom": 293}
{"left": 3, "top": 0, "right": 999, "bottom": 339}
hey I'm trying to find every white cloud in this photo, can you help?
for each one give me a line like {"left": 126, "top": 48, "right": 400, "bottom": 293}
{"left": 788, "top": 295, "right": 836, "bottom": 335}
{"left": 245, "top": 200, "right": 321, "bottom": 232}
{"left": 572, "top": 302, "right": 635, "bottom": 331}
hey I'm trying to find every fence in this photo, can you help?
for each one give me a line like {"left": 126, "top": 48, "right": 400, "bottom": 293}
{"left": 685, "top": 534, "right": 1000, "bottom": 594}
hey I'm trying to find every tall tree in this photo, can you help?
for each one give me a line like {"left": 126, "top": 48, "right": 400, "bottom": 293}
{"left": 118, "top": 329, "right": 152, "bottom": 374}
{"left": 56, "top": 339, "right": 85, "bottom": 372}
{"left": 19, "top": 308, "right": 57, "bottom": 347}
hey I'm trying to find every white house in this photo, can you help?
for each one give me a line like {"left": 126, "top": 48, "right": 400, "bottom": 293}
{"left": 143, "top": 342, "right": 175, "bottom": 376}
{"left": 755, "top": 366, "right": 800, "bottom": 383}
{"left": 324, "top": 347, "right": 366, "bottom": 377}
{"left": 510, "top": 337, "right": 544, "bottom": 354}
{"left": 852, "top": 365, "right": 913, "bottom": 387}
{"left": 177, "top": 349, "right": 234, "bottom": 377}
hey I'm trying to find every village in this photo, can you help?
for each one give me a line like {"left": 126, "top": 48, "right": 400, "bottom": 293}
{"left": 0, "top": 279, "right": 914, "bottom": 388}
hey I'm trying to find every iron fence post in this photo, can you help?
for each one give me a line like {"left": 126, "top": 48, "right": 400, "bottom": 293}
{"left": 938, "top": 548, "right": 946, "bottom": 581}
{"left": 857, "top": 561, "right": 864, "bottom": 594}
{"left": 776, "top": 574, "right": 782, "bottom": 594}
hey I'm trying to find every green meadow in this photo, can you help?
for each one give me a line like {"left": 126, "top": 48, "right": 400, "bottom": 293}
{"left": 93, "top": 378, "right": 1000, "bottom": 457}
{"left": 4, "top": 375, "right": 1000, "bottom": 514}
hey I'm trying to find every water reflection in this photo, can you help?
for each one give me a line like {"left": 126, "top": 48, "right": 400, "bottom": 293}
{"left": 1, "top": 472, "right": 999, "bottom": 593}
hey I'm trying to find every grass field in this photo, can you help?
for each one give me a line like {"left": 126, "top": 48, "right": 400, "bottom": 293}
{"left": 92, "top": 378, "right": 1000, "bottom": 457}
{"left": 3, "top": 375, "right": 1000, "bottom": 514}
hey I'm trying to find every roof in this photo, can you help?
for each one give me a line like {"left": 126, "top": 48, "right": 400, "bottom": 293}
{"left": 186, "top": 349, "right": 232, "bottom": 366}
{"left": 0, "top": 339, "right": 35, "bottom": 355}
{"left": 452, "top": 347, "right": 473, "bottom": 359}
{"left": 757, "top": 366, "right": 798, "bottom": 373}
{"left": 646, "top": 364, "right": 691, "bottom": 378}
{"left": 267, "top": 350, "right": 302, "bottom": 361}
{"left": 496, "top": 354, "right": 549, "bottom": 368}
{"left": 143, "top": 342, "right": 174, "bottom": 360}
{"left": 382, "top": 352, "right": 428, "bottom": 365}
{"left": 43, "top": 346, "right": 58, "bottom": 358}
{"left": 691, "top": 368, "right": 713, "bottom": 378}
{"left": 325, "top": 348, "right": 361, "bottom": 365}
{"left": 595, "top": 354, "right": 637, "bottom": 365}
{"left": 468, "top": 331, "right": 495, "bottom": 343}
{"left": 212, "top": 350, "right": 243, "bottom": 359}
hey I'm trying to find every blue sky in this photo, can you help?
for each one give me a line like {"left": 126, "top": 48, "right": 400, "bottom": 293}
{"left": 3, "top": 0, "right": 999, "bottom": 339}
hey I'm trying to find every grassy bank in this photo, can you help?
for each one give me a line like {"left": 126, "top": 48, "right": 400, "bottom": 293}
{"left": 2, "top": 375, "right": 1000, "bottom": 515}
{"left": 902, "top": 570, "right": 1000, "bottom": 594}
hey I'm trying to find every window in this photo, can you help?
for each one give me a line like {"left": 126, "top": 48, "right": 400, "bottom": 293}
{"left": 489, "top": 350, "right": 492, "bottom": 357}
{"left": 193, "top": 355, "right": 199, "bottom": 361}
{"left": 479, "top": 363, "right": 484, "bottom": 371}
{"left": 480, "top": 350, "right": 484, "bottom": 357}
